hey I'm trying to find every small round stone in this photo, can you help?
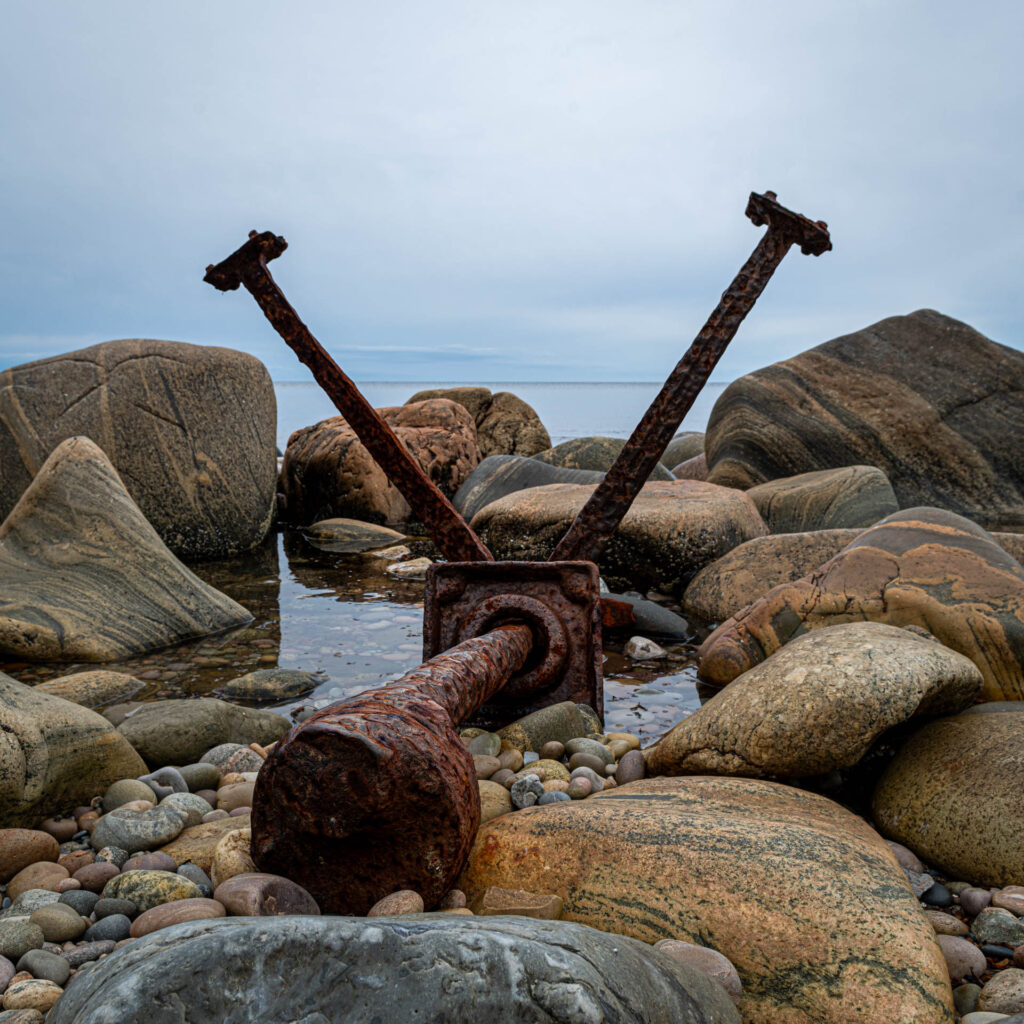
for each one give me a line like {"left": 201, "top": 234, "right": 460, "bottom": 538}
{"left": 84, "top": 914, "right": 132, "bottom": 943}
{"left": 490, "top": 769, "right": 514, "bottom": 788}
{"left": 0, "top": 831, "right": 60, "bottom": 884}
{"left": 977, "top": 967, "right": 1024, "bottom": 1015}
{"left": 129, "top": 897, "right": 226, "bottom": 938}
{"left": 53, "top": 879, "right": 81, "bottom": 894}
{"left": 959, "top": 887, "right": 992, "bottom": 917}
{"left": 538, "top": 741, "right": 565, "bottom": 761}
{"left": 216, "top": 783, "right": 255, "bottom": 813}
{"left": 567, "top": 780, "right": 592, "bottom": 800}
{"left": 542, "top": 780, "right": 569, "bottom": 793}
{"left": 568, "top": 752, "right": 606, "bottom": 774}
{"left": 1, "top": 978, "right": 63, "bottom": 1013}
{"left": 979, "top": 944, "right": 1016, "bottom": 959}
{"left": 569, "top": 766, "right": 604, "bottom": 792}
{"left": 61, "top": 940, "right": 116, "bottom": 969}
{"left": 102, "top": 779, "right": 158, "bottom": 813}
{"left": 212, "top": 873, "right": 320, "bottom": 916}
{"left": 937, "top": 935, "right": 986, "bottom": 982}
{"left": 28, "top": 904, "right": 86, "bottom": 943}
{"left": 94, "top": 847, "right": 129, "bottom": 868}
{"left": 510, "top": 775, "right": 544, "bottom": 810}
{"left": 924, "top": 909, "right": 969, "bottom": 936}
{"left": 73, "top": 862, "right": 120, "bottom": 893}
{"left": 884, "top": 840, "right": 925, "bottom": 873}
{"left": 202, "top": 810, "right": 230, "bottom": 823}
{"left": 473, "top": 755, "right": 501, "bottom": 780}
{"left": 0, "top": 954, "right": 14, "bottom": 991}
{"left": 953, "top": 982, "right": 981, "bottom": 1016}
{"left": 177, "top": 763, "right": 222, "bottom": 792}
{"left": 0, "top": 923, "right": 44, "bottom": 961}
{"left": 122, "top": 852, "right": 177, "bottom": 873}
{"left": 438, "top": 889, "right": 466, "bottom": 910}
{"left": 38, "top": 818, "right": 77, "bottom": 844}
{"left": 6, "top": 863, "right": 69, "bottom": 901}
{"left": 93, "top": 898, "right": 138, "bottom": 920}
{"left": 159, "top": 793, "right": 213, "bottom": 827}
{"left": 923, "top": 882, "right": 953, "bottom": 907}
{"left": 496, "top": 748, "right": 524, "bottom": 773}
{"left": 537, "top": 792, "right": 570, "bottom": 805}
{"left": 177, "top": 864, "right": 214, "bottom": 890}
{"left": 367, "top": 890, "right": 423, "bottom": 916}
{"left": 101, "top": 870, "right": 201, "bottom": 913}
{"left": 59, "top": 890, "right": 99, "bottom": 917}
{"left": 564, "top": 738, "right": 614, "bottom": 764}
{"left": 466, "top": 732, "right": 500, "bottom": 757}
{"left": 15, "top": 948, "right": 70, "bottom": 987}
{"left": 615, "top": 749, "right": 645, "bottom": 786}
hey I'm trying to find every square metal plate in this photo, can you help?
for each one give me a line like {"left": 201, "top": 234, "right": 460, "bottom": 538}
{"left": 423, "top": 560, "right": 603, "bottom": 730}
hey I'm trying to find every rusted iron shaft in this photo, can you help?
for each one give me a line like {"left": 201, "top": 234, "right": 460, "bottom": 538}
{"left": 549, "top": 191, "right": 832, "bottom": 564}
{"left": 204, "top": 231, "right": 493, "bottom": 563}
{"left": 250, "top": 623, "right": 532, "bottom": 914}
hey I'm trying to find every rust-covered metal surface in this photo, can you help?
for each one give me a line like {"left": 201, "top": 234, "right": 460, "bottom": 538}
{"left": 250, "top": 624, "right": 532, "bottom": 914}
{"left": 423, "top": 561, "right": 602, "bottom": 729}
{"left": 204, "top": 230, "right": 493, "bottom": 564}
{"left": 549, "top": 191, "right": 832, "bottom": 564}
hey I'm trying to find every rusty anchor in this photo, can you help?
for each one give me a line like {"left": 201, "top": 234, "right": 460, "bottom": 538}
{"left": 205, "top": 190, "right": 831, "bottom": 913}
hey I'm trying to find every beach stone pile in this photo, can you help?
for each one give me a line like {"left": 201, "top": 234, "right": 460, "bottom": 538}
{"left": 0, "top": 736, "right": 321, "bottom": 1016}
{"left": 459, "top": 701, "right": 646, "bottom": 818}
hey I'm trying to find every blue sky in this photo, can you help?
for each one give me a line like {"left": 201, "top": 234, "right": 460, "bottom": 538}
{"left": 2, "top": 1, "right": 1021, "bottom": 382}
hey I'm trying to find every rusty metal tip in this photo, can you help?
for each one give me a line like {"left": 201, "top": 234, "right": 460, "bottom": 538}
{"left": 765, "top": 190, "right": 778, "bottom": 200}
{"left": 248, "top": 229, "right": 258, "bottom": 239}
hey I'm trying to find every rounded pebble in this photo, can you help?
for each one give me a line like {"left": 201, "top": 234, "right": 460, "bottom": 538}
{"left": 27, "top": 904, "right": 85, "bottom": 943}
{"left": 102, "top": 779, "right": 157, "bottom": 813}
{"left": 38, "top": 818, "right": 77, "bottom": 844}
{"left": 938, "top": 934, "right": 987, "bottom": 982}
{"left": 538, "top": 741, "right": 565, "bottom": 761}
{"left": 58, "top": 890, "right": 99, "bottom": 917}
{"left": 961, "top": 887, "right": 994, "bottom": 917}
{"left": 510, "top": 775, "right": 544, "bottom": 810}
{"left": 93, "top": 898, "right": 138, "bottom": 921}
{"left": 15, "top": 949, "right": 69, "bottom": 987}
{"left": 923, "top": 882, "right": 953, "bottom": 907}
{"left": 129, "top": 897, "right": 226, "bottom": 938}
{"left": 615, "top": 749, "right": 645, "bottom": 786}
{"left": 83, "top": 914, "right": 132, "bottom": 943}
{"left": 1, "top": 978, "right": 63, "bottom": 1013}
{"left": 537, "top": 792, "right": 570, "bottom": 805}
{"left": 73, "top": 862, "right": 120, "bottom": 893}
{"left": 178, "top": 763, "right": 222, "bottom": 792}
{"left": 367, "top": 890, "right": 423, "bottom": 916}
{"left": 6, "top": 863, "right": 69, "bottom": 901}
{"left": 122, "top": 853, "right": 177, "bottom": 873}
{"left": 0, "top": 923, "right": 44, "bottom": 961}
{"left": 654, "top": 939, "right": 742, "bottom": 1004}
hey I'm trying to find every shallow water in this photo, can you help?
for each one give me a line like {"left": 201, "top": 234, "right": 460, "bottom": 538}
{"left": 2, "top": 530, "right": 703, "bottom": 743}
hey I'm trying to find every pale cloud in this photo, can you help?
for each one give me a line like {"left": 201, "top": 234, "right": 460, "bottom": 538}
{"left": 1, "top": 0, "right": 1021, "bottom": 381}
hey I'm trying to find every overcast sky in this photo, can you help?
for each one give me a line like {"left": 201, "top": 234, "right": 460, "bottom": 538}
{"left": 2, "top": 1, "right": 1021, "bottom": 383}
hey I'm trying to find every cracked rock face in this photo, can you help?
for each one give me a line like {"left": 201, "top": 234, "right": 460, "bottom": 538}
{"left": 45, "top": 915, "right": 740, "bottom": 1024}
{"left": 705, "top": 309, "right": 1024, "bottom": 530}
{"left": 647, "top": 621, "right": 981, "bottom": 778}
{"left": 0, "top": 338, "right": 277, "bottom": 559}
{"left": 0, "top": 436, "right": 251, "bottom": 662}
{"left": 461, "top": 777, "right": 954, "bottom": 1024}
{"left": 698, "top": 507, "right": 1024, "bottom": 701}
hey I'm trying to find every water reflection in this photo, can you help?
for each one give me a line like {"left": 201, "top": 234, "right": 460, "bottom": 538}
{"left": 2, "top": 530, "right": 705, "bottom": 741}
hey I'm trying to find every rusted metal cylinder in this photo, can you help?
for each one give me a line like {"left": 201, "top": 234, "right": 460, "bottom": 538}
{"left": 250, "top": 624, "right": 532, "bottom": 914}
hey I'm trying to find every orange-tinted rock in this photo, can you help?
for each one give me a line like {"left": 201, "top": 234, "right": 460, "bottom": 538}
{"left": 57, "top": 849, "right": 94, "bottom": 874}
{"left": 156, "top": 814, "right": 250, "bottom": 874}
{"left": 212, "top": 873, "right": 320, "bottom": 916}
{"left": 73, "top": 861, "right": 120, "bottom": 893}
{"left": 367, "top": 890, "right": 424, "bottom": 916}
{"left": 460, "top": 777, "right": 953, "bottom": 1024}
{"left": 0, "top": 829, "right": 59, "bottom": 883}
{"left": 698, "top": 507, "right": 1024, "bottom": 700}
{"left": 478, "top": 887, "right": 562, "bottom": 920}
{"left": 6, "top": 861, "right": 69, "bottom": 899}
{"left": 280, "top": 399, "right": 480, "bottom": 526}
{"left": 129, "top": 897, "right": 226, "bottom": 937}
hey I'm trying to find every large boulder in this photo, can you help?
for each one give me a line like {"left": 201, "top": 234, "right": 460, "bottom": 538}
{"left": 106, "top": 699, "right": 290, "bottom": 767}
{"left": 453, "top": 454, "right": 604, "bottom": 523}
{"left": 0, "top": 437, "right": 251, "bottom": 662}
{"left": 746, "top": 466, "right": 898, "bottom": 533}
{"left": 473, "top": 480, "right": 767, "bottom": 593}
{"left": 0, "top": 675, "right": 146, "bottom": 827}
{"left": 533, "top": 437, "right": 674, "bottom": 480}
{"left": 0, "top": 339, "right": 276, "bottom": 559}
{"left": 460, "top": 777, "right": 953, "bottom": 1024}
{"left": 682, "top": 529, "right": 863, "bottom": 624}
{"left": 407, "top": 386, "right": 550, "bottom": 457}
{"left": 46, "top": 914, "right": 739, "bottom": 1024}
{"left": 698, "top": 507, "right": 1024, "bottom": 701}
{"left": 646, "top": 622, "right": 981, "bottom": 778}
{"left": 872, "top": 703, "right": 1024, "bottom": 887}
{"left": 280, "top": 399, "right": 480, "bottom": 525}
{"left": 705, "top": 310, "right": 1024, "bottom": 530}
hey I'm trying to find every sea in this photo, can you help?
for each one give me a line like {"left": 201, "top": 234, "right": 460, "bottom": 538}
{"left": 274, "top": 380, "right": 729, "bottom": 452}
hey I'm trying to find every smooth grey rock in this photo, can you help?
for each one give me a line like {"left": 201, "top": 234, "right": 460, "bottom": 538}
{"left": 107, "top": 698, "right": 289, "bottom": 767}
{"left": 102, "top": 779, "right": 157, "bottom": 813}
{"left": 973, "top": 907, "right": 1024, "bottom": 947}
{"left": 454, "top": 454, "right": 604, "bottom": 523}
{"left": 160, "top": 792, "right": 213, "bottom": 827}
{"left": 176, "top": 763, "right": 222, "bottom": 792}
{"left": 61, "top": 940, "right": 116, "bottom": 969}
{"left": 176, "top": 864, "right": 213, "bottom": 891}
{"left": 89, "top": 806, "right": 187, "bottom": 854}
{"left": 216, "top": 669, "right": 317, "bottom": 704}
{"left": 16, "top": 947, "right": 70, "bottom": 986}
{"left": 0, "top": 920, "right": 44, "bottom": 960}
{"left": 46, "top": 915, "right": 740, "bottom": 1024}
{"left": 58, "top": 891, "right": 99, "bottom": 917}
{"left": 510, "top": 775, "right": 544, "bottom": 810}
